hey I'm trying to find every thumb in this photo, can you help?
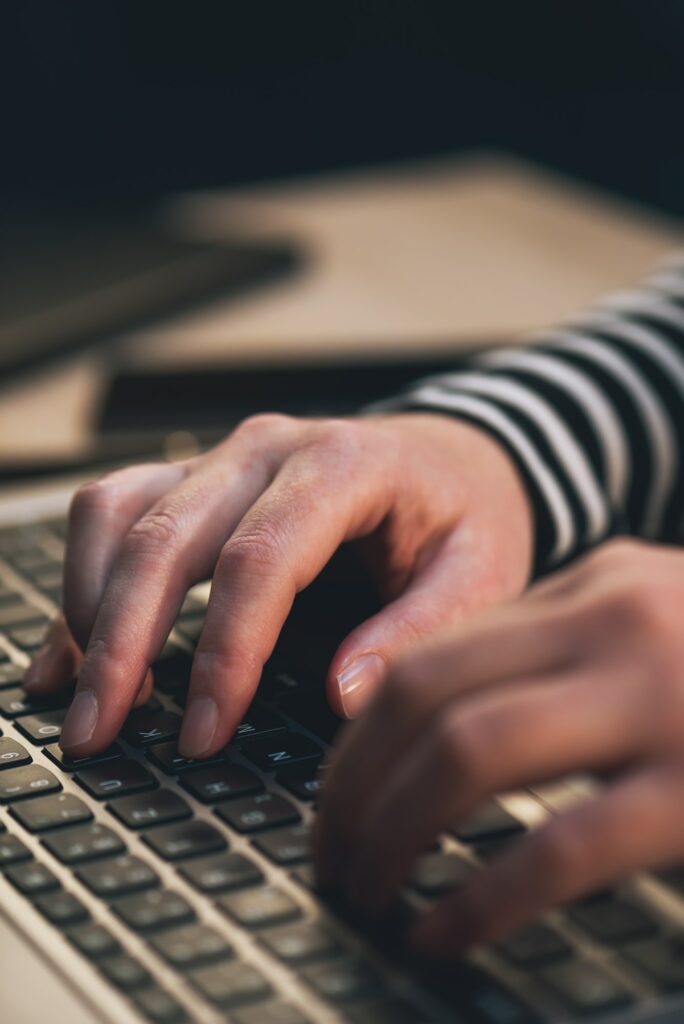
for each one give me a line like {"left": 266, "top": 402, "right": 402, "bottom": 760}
{"left": 326, "top": 531, "right": 520, "bottom": 718}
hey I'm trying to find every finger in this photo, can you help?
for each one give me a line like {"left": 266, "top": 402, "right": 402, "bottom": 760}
{"left": 64, "top": 462, "right": 189, "bottom": 648}
{"left": 315, "top": 598, "right": 578, "bottom": 887}
{"left": 132, "top": 668, "right": 155, "bottom": 708}
{"left": 23, "top": 616, "right": 82, "bottom": 694}
{"left": 60, "top": 419, "right": 297, "bottom": 756}
{"left": 412, "top": 760, "right": 684, "bottom": 953}
{"left": 179, "top": 435, "right": 396, "bottom": 758}
{"left": 326, "top": 519, "right": 526, "bottom": 720}
{"left": 347, "top": 666, "right": 653, "bottom": 910}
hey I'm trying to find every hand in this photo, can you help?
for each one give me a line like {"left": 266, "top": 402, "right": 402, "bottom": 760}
{"left": 315, "top": 539, "right": 684, "bottom": 954}
{"left": 23, "top": 413, "right": 533, "bottom": 759}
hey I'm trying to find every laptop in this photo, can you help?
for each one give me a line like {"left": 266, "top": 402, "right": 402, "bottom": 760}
{"left": 1, "top": 471, "right": 684, "bottom": 1024}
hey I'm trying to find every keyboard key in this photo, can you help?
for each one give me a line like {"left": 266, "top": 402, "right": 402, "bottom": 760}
{"left": 0, "top": 833, "right": 31, "bottom": 865}
{"left": 14, "top": 708, "right": 68, "bottom": 743}
{"left": 11, "top": 792, "right": 92, "bottom": 832}
{"left": 0, "top": 690, "right": 67, "bottom": 725}
{"left": 0, "top": 737, "right": 31, "bottom": 770}
{"left": 180, "top": 763, "right": 262, "bottom": 804}
{"left": 0, "top": 688, "right": 34, "bottom": 719}
{"left": 179, "top": 852, "right": 262, "bottom": 893}
{"left": 8, "top": 624, "right": 49, "bottom": 652}
{"left": 150, "top": 923, "right": 233, "bottom": 969}
{"left": 42, "top": 823, "right": 125, "bottom": 864}
{"left": 0, "top": 581, "right": 18, "bottom": 603}
{"left": 146, "top": 741, "right": 224, "bottom": 775}
{"left": 190, "top": 960, "right": 271, "bottom": 1009}
{"left": 290, "top": 864, "right": 317, "bottom": 891}
{"left": 108, "top": 789, "right": 191, "bottom": 830}
{"left": 6, "top": 859, "right": 59, "bottom": 895}
{"left": 454, "top": 802, "right": 525, "bottom": 844}
{"left": 301, "top": 959, "right": 381, "bottom": 1005}
{"left": 44, "top": 742, "right": 123, "bottom": 772}
{"left": 33, "top": 890, "right": 89, "bottom": 927}
{"left": 112, "top": 888, "right": 195, "bottom": 933}
{"left": 77, "top": 854, "right": 159, "bottom": 898}
{"left": 76, "top": 758, "right": 157, "bottom": 799}
{"left": 100, "top": 954, "right": 153, "bottom": 992}
{"left": 0, "top": 602, "right": 47, "bottom": 629}
{"left": 253, "top": 823, "right": 312, "bottom": 865}
{"left": 463, "top": 976, "right": 542, "bottom": 1024}
{"left": 32, "top": 569, "right": 63, "bottom": 595}
{"left": 410, "top": 852, "right": 472, "bottom": 897}
{"left": 67, "top": 923, "right": 121, "bottom": 960}
{"left": 0, "top": 663, "right": 25, "bottom": 689}
{"left": 496, "top": 924, "right": 573, "bottom": 968}
{"left": 218, "top": 885, "right": 302, "bottom": 929}
{"left": 142, "top": 820, "right": 227, "bottom": 861}
{"left": 234, "top": 708, "right": 286, "bottom": 742}
{"left": 11, "top": 550, "right": 58, "bottom": 574}
{"left": 539, "top": 960, "right": 633, "bottom": 1015}
{"left": 133, "top": 987, "right": 188, "bottom": 1024}
{"left": 240, "top": 732, "right": 323, "bottom": 772}
{"left": 0, "top": 764, "right": 61, "bottom": 803}
{"left": 232, "top": 1005, "right": 312, "bottom": 1024}
{"left": 216, "top": 792, "right": 300, "bottom": 834}
{"left": 345, "top": 998, "right": 426, "bottom": 1024}
{"left": 277, "top": 761, "right": 325, "bottom": 802}
{"left": 121, "top": 711, "right": 182, "bottom": 747}
{"left": 261, "top": 922, "right": 342, "bottom": 965}
{"left": 623, "top": 937, "right": 684, "bottom": 991}
{"left": 566, "top": 896, "right": 658, "bottom": 945}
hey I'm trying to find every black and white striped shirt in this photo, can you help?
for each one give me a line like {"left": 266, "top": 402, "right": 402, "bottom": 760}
{"left": 379, "top": 254, "right": 684, "bottom": 576}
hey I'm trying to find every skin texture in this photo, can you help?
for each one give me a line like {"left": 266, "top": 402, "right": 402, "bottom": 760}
{"left": 315, "top": 539, "right": 684, "bottom": 953}
{"left": 23, "top": 412, "right": 533, "bottom": 762}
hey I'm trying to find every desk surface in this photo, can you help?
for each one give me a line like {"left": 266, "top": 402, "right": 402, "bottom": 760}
{"left": 2, "top": 153, "right": 683, "bottom": 460}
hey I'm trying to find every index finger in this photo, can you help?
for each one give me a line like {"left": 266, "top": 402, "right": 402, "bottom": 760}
{"left": 178, "top": 430, "right": 394, "bottom": 757}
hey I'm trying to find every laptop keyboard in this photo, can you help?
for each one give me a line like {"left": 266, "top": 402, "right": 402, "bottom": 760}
{"left": 1, "top": 517, "right": 684, "bottom": 1022}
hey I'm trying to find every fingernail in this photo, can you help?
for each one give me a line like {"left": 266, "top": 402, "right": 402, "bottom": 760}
{"left": 336, "top": 653, "right": 385, "bottom": 718}
{"left": 60, "top": 690, "right": 99, "bottom": 749}
{"left": 23, "top": 642, "right": 56, "bottom": 691}
{"left": 179, "top": 695, "right": 218, "bottom": 757}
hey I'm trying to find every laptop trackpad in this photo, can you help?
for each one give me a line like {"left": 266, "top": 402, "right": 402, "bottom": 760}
{"left": 0, "top": 909, "right": 99, "bottom": 1024}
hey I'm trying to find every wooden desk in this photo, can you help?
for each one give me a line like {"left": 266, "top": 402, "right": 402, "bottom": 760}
{"left": 1, "top": 153, "right": 682, "bottom": 461}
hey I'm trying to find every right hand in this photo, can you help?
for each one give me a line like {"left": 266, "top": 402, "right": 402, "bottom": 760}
{"left": 23, "top": 412, "right": 533, "bottom": 759}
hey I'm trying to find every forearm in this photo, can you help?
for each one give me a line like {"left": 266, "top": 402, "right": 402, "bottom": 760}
{"left": 376, "top": 254, "right": 684, "bottom": 576}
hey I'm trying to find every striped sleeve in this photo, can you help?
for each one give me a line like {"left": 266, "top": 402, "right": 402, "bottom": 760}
{"left": 371, "top": 254, "right": 684, "bottom": 577}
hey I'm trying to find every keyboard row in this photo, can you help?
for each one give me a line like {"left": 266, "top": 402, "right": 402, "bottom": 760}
{"left": 4, "top": 523, "right": 684, "bottom": 1021}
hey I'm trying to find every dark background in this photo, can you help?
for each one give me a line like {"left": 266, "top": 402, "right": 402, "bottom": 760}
{"left": 3, "top": 1, "right": 684, "bottom": 215}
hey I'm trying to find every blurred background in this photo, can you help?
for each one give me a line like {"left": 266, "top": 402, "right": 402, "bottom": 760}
{"left": 4, "top": 1, "right": 684, "bottom": 215}
{"left": 2, "top": 1, "right": 684, "bottom": 473}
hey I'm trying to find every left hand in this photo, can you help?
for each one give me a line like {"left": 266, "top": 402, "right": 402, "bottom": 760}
{"left": 315, "top": 538, "right": 684, "bottom": 954}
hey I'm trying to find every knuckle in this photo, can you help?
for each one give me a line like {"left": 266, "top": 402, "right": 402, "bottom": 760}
{"left": 310, "top": 418, "right": 366, "bottom": 463}
{"left": 232, "top": 412, "right": 295, "bottom": 442}
{"left": 69, "top": 476, "right": 119, "bottom": 520}
{"left": 193, "top": 643, "right": 261, "bottom": 685}
{"left": 124, "top": 507, "right": 184, "bottom": 560}
{"left": 594, "top": 537, "right": 646, "bottom": 568}
{"left": 602, "top": 582, "right": 673, "bottom": 640}
{"left": 573, "top": 538, "right": 645, "bottom": 586}
{"left": 217, "top": 526, "right": 287, "bottom": 579}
